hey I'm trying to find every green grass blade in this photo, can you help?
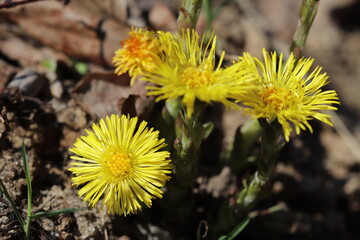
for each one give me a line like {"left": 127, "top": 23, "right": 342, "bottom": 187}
{"left": 218, "top": 218, "right": 250, "bottom": 240}
{"left": 30, "top": 207, "right": 87, "bottom": 219}
{"left": 0, "top": 178, "right": 26, "bottom": 229}
{"left": 21, "top": 144, "right": 32, "bottom": 240}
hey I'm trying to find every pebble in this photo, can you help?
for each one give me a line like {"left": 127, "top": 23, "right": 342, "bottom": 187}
{"left": 7, "top": 68, "right": 46, "bottom": 97}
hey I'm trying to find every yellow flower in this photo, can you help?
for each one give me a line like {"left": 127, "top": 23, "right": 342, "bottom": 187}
{"left": 112, "top": 28, "right": 161, "bottom": 85}
{"left": 143, "top": 30, "right": 251, "bottom": 117}
{"left": 235, "top": 49, "right": 340, "bottom": 141}
{"left": 68, "top": 114, "right": 171, "bottom": 215}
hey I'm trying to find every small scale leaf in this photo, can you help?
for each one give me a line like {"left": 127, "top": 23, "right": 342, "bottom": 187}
{"left": 203, "top": 122, "right": 214, "bottom": 139}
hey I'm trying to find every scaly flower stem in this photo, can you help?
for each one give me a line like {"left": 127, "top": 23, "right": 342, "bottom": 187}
{"left": 290, "top": 0, "right": 319, "bottom": 59}
{"left": 172, "top": 0, "right": 205, "bottom": 185}
{"left": 203, "top": 0, "right": 213, "bottom": 39}
{"left": 257, "top": 119, "right": 284, "bottom": 179}
{"left": 160, "top": 102, "right": 207, "bottom": 232}
{"left": 236, "top": 172, "right": 265, "bottom": 217}
{"left": 173, "top": 101, "right": 207, "bottom": 187}
{"left": 178, "top": 0, "right": 203, "bottom": 30}
{"left": 236, "top": 119, "right": 284, "bottom": 215}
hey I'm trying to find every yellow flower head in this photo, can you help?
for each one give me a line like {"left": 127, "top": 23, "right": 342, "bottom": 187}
{"left": 112, "top": 28, "right": 161, "bottom": 85}
{"left": 143, "top": 30, "right": 249, "bottom": 117}
{"left": 235, "top": 49, "right": 340, "bottom": 141}
{"left": 68, "top": 114, "right": 171, "bottom": 215}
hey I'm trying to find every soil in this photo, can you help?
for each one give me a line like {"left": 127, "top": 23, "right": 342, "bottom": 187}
{"left": 1, "top": 0, "right": 360, "bottom": 239}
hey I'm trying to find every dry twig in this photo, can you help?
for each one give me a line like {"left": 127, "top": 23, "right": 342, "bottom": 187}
{"left": 0, "top": 0, "right": 68, "bottom": 9}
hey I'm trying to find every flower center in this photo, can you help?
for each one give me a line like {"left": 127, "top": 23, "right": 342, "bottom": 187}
{"left": 105, "top": 152, "right": 132, "bottom": 178}
{"left": 182, "top": 67, "right": 213, "bottom": 89}
{"left": 123, "top": 34, "right": 144, "bottom": 51}
{"left": 262, "top": 86, "right": 294, "bottom": 111}
{"left": 121, "top": 31, "right": 157, "bottom": 58}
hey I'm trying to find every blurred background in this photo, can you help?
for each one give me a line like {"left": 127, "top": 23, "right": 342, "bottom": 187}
{"left": 1, "top": 0, "right": 360, "bottom": 239}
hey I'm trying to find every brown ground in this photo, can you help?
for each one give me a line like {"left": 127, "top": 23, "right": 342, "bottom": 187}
{"left": 1, "top": 0, "right": 360, "bottom": 239}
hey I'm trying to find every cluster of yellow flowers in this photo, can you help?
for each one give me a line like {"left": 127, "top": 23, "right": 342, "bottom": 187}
{"left": 69, "top": 28, "right": 339, "bottom": 216}
{"left": 113, "top": 28, "right": 339, "bottom": 141}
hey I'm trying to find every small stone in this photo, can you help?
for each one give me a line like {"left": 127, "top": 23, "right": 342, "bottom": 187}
{"left": 7, "top": 68, "right": 47, "bottom": 97}
{"left": 50, "top": 80, "right": 63, "bottom": 99}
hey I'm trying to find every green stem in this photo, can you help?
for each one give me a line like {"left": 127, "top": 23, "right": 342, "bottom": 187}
{"left": 173, "top": 101, "right": 207, "bottom": 187}
{"left": 257, "top": 119, "right": 284, "bottom": 179}
{"left": 178, "top": 0, "right": 203, "bottom": 30}
{"left": 21, "top": 144, "right": 32, "bottom": 240}
{"left": 203, "top": 0, "right": 213, "bottom": 37}
{"left": 0, "top": 178, "right": 25, "bottom": 230}
{"left": 290, "top": 0, "right": 319, "bottom": 58}
{"left": 235, "top": 119, "right": 284, "bottom": 216}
